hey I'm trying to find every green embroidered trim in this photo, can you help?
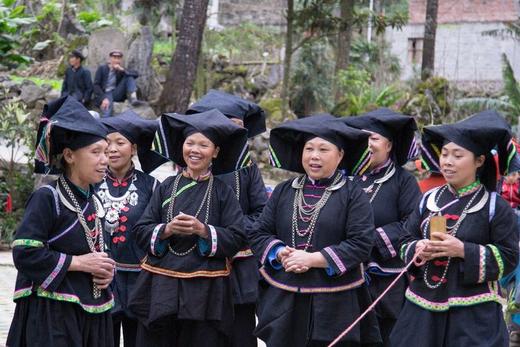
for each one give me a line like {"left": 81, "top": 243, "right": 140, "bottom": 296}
{"left": 240, "top": 151, "right": 251, "bottom": 168}
{"left": 405, "top": 288, "right": 502, "bottom": 312}
{"left": 506, "top": 143, "right": 516, "bottom": 173}
{"left": 269, "top": 145, "right": 281, "bottom": 168}
{"left": 36, "top": 288, "right": 114, "bottom": 314}
{"left": 420, "top": 157, "right": 431, "bottom": 172}
{"left": 399, "top": 243, "right": 408, "bottom": 261}
{"left": 11, "top": 239, "right": 45, "bottom": 248}
{"left": 152, "top": 132, "right": 163, "bottom": 154}
{"left": 487, "top": 244, "right": 504, "bottom": 279}
{"left": 161, "top": 181, "right": 198, "bottom": 208}
{"left": 351, "top": 147, "right": 370, "bottom": 175}
{"left": 13, "top": 287, "right": 33, "bottom": 300}
{"left": 456, "top": 180, "right": 480, "bottom": 195}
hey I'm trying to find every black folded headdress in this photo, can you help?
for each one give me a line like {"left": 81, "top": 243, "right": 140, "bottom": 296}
{"left": 421, "top": 110, "right": 520, "bottom": 190}
{"left": 153, "top": 109, "right": 249, "bottom": 175}
{"left": 101, "top": 110, "right": 168, "bottom": 173}
{"left": 35, "top": 96, "right": 107, "bottom": 174}
{"left": 269, "top": 114, "right": 371, "bottom": 175}
{"left": 340, "top": 108, "right": 419, "bottom": 166}
{"left": 186, "top": 89, "right": 266, "bottom": 137}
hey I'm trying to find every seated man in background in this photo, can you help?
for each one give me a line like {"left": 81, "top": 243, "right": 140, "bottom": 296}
{"left": 61, "top": 50, "right": 93, "bottom": 107}
{"left": 93, "top": 50, "right": 142, "bottom": 117}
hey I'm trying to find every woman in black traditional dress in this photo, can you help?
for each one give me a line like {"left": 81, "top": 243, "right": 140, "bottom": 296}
{"left": 250, "top": 114, "right": 381, "bottom": 346}
{"left": 391, "top": 110, "right": 520, "bottom": 347}
{"left": 128, "top": 109, "right": 248, "bottom": 346}
{"left": 7, "top": 96, "right": 115, "bottom": 347}
{"left": 340, "top": 108, "right": 422, "bottom": 344}
{"left": 97, "top": 110, "right": 165, "bottom": 347}
{"left": 187, "top": 90, "right": 268, "bottom": 347}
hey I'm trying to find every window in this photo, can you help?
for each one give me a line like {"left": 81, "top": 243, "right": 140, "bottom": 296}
{"left": 408, "top": 38, "right": 424, "bottom": 64}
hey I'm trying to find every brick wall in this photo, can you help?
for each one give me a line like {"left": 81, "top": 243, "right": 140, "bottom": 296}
{"left": 409, "top": 0, "right": 519, "bottom": 24}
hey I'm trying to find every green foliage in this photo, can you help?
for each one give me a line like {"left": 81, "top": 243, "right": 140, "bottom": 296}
{"left": 35, "top": 0, "right": 61, "bottom": 23}
{"left": 259, "top": 97, "right": 284, "bottom": 122}
{"left": 453, "top": 54, "right": 520, "bottom": 125}
{"left": 349, "top": 39, "right": 401, "bottom": 82}
{"left": 401, "top": 76, "right": 451, "bottom": 126}
{"left": 333, "top": 66, "right": 403, "bottom": 116}
{"left": 77, "top": 10, "right": 113, "bottom": 31}
{"left": 292, "top": 1, "right": 408, "bottom": 48}
{"left": 290, "top": 41, "right": 335, "bottom": 116}
{"left": 203, "top": 22, "right": 283, "bottom": 62}
{"left": 9, "top": 75, "right": 62, "bottom": 91}
{"left": 0, "top": 0, "right": 34, "bottom": 67}
{"left": 0, "top": 95, "right": 36, "bottom": 243}
{"left": 154, "top": 39, "right": 176, "bottom": 56}
{"left": 77, "top": 10, "right": 101, "bottom": 24}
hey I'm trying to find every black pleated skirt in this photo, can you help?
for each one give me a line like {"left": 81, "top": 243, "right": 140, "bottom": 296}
{"left": 7, "top": 294, "right": 113, "bottom": 347}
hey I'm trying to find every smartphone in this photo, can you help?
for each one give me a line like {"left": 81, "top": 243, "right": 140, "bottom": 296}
{"left": 430, "top": 215, "right": 446, "bottom": 241}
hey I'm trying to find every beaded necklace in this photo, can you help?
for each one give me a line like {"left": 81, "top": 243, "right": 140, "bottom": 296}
{"left": 291, "top": 173, "right": 343, "bottom": 251}
{"left": 97, "top": 172, "right": 138, "bottom": 236}
{"left": 450, "top": 179, "right": 481, "bottom": 197}
{"left": 166, "top": 173, "right": 213, "bottom": 256}
{"left": 59, "top": 176, "right": 104, "bottom": 298}
{"left": 422, "top": 184, "right": 484, "bottom": 289}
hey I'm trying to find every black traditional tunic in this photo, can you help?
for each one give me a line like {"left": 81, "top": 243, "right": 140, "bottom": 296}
{"left": 217, "top": 163, "right": 267, "bottom": 304}
{"left": 391, "top": 184, "right": 519, "bottom": 347}
{"left": 353, "top": 159, "right": 421, "bottom": 342}
{"left": 128, "top": 173, "right": 246, "bottom": 346}
{"left": 250, "top": 173, "right": 381, "bottom": 346}
{"left": 96, "top": 168, "right": 157, "bottom": 317}
{"left": 7, "top": 177, "right": 114, "bottom": 347}
{"left": 218, "top": 163, "right": 267, "bottom": 347}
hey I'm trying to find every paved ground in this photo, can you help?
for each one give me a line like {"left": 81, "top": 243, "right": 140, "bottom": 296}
{"left": 0, "top": 252, "right": 266, "bottom": 347}
{"left": 0, "top": 252, "right": 16, "bottom": 347}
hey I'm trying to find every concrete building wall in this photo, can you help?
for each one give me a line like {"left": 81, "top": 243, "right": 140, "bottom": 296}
{"left": 386, "top": 22, "right": 520, "bottom": 85}
{"left": 217, "top": 0, "right": 286, "bottom": 28}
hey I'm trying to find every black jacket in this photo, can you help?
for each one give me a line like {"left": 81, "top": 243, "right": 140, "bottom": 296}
{"left": 60, "top": 66, "right": 93, "bottom": 105}
{"left": 93, "top": 64, "right": 137, "bottom": 104}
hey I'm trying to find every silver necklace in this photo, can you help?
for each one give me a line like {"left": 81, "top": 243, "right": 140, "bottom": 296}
{"left": 59, "top": 176, "right": 104, "bottom": 298}
{"left": 422, "top": 185, "right": 483, "bottom": 289}
{"left": 362, "top": 163, "right": 395, "bottom": 203}
{"left": 291, "top": 173, "right": 342, "bottom": 251}
{"left": 97, "top": 174, "right": 138, "bottom": 235}
{"left": 166, "top": 174, "right": 213, "bottom": 256}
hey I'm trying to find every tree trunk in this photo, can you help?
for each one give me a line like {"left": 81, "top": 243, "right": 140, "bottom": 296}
{"left": 334, "top": 0, "right": 355, "bottom": 102}
{"left": 421, "top": 0, "right": 438, "bottom": 80}
{"left": 281, "top": 0, "right": 294, "bottom": 119}
{"left": 157, "top": 0, "right": 209, "bottom": 113}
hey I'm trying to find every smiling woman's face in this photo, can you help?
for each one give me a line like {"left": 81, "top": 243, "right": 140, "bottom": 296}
{"left": 106, "top": 132, "right": 136, "bottom": 172}
{"left": 182, "top": 132, "right": 219, "bottom": 175}
{"left": 440, "top": 142, "right": 484, "bottom": 189}
{"left": 301, "top": 137, "right": 344, "bottom": 180}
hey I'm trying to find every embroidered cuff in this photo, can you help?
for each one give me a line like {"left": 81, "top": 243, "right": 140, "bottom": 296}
{"left": 267, "top": 244, "right": 284, "bottom": 270}
{"left": 400, "top": 240, "right": 418, "bottom": 264}
{"left": 321, "top": 247, "right": 347, "bottom": 276}
{"left": 41, "top": 253, "right": 72, "bottom": 292}
{"left": 478, "top": 245, "right": 486, "bottom": 283}
{"left": 261, "top": 239, "right": 284, "bottom": 265}
{"left": 11, "top": 239, "right": 45, "bottom": 248}
{"left": 150, "top": 224, "right": 167, "bottom": 256}
{"left": 376, "top": 227, "right": 397, "bottom": 258}
{"left": 488, "top": 244, "right": 505, "bottom": 279}
{"left": 40, "top": 253, "right": 67, "bottom": 290}
{"left": 198, "top": 225, "right": 218, "bottom": 257}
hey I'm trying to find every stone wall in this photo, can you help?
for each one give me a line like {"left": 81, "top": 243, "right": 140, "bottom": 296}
{"left": 385, "top": 21, "right": 520, "bottom": 86}
{"left": 217, "top": 0, "right": 286, "bottom": 28}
